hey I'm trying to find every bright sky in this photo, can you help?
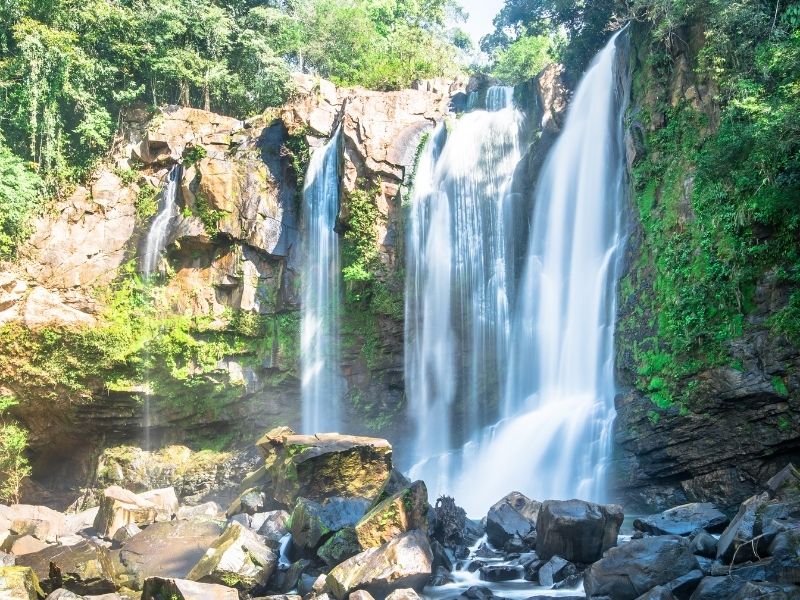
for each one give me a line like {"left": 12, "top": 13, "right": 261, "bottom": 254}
{"left": 459, "top": 0, "right": 506, "bottom": 46}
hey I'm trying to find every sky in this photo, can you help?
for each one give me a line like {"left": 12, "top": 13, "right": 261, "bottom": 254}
{"left": 459, "top": 0, "right": 506, "bottom": 46}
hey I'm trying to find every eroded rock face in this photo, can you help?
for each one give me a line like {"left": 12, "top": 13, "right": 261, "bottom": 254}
{"left": 325, "top": 530, "right": 433, "bottom": 600}
{"left": 536, "top": 499, "right": 623, "bottom": 564}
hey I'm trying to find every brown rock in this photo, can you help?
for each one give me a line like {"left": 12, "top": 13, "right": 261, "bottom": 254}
{"left": 355, "top": 482, "right": 428, "bottom": 549}
{"left": 141, "top": 576, "right": 238, "bottom": 600}
{"left": 93, "top": 486, "right": 157, "bottom": 540}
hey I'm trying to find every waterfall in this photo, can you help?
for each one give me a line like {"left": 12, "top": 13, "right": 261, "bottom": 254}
{"left": 406, "top": 90, "right": 522, "bottom": 493}
{"left": 406, "top": 31, "right": 628, "bottom": 515}
{"left": 301, "top": 129, "right": 343, "bottom": 434}
{"left": 141, "top": 165, "right": 181, "bottom": 276}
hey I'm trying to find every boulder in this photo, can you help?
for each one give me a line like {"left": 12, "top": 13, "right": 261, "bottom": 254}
{"left": 0, "top": 566, "right": 44, "bottom": 600}
{"left": 251, "top": 510, "right": 290, "bottom": 544}
{"left": 16, "top": 540, "right": 116, "bottom": 595}
{"left": 325, "top": 530, "right": 433, "bottom": 600}
{"left": 115, "top": 519, "right": 224, "bottom": 589}
{"left": 257, "top": 428, "right": 393, "bottom": 506}
{"left": 226, "top": 487, "right": 268, "bottom": 518}
{"left": 385, "top": 590, "right": 422, "bottom": 600}
{"left": 716, "top": 492, "right": 785, "bottom": 564}
{"left": 688, "top": 576, "right": 747, "bottom": 600}
{"left": 537, "top": 556, "right": 578, "bottom": 588}
{"left": 732, "top": 582, "right": 800, "bottom": 599}
{"left": 349, "top": 591, "right": 376, "bottom": 600}
{"left": 138, "top": 487, "right": 179, "bottom": 522}
{"left": 690, "top": 532, "right": 718, "bottom": 558}
{"left": 92, "top": 486, "right": 157, "bottom": 539}
{"left": 45, "top": 590, "right": 83, "bottom": 599}
{"left": 478, "top": 565, "right": 520, "bottom": 582}
{"left": 634, "top": 504, "right": 729, "bottom": 537}
{"left": 485, "top": 492, "right": 540, "bottom": 549}
{"left": 290, "top": 497, "right": 370, "bottom": 554}
{"left": 355, "top": 482, "right": 428, "bottom": 549}
{"left": 636, "top": 587, "right": 677, "bottom": 600}
{"left": 318, "top": 528, "right": 362, "bottom": 567}
{"left": 111, "top": 523, "right": 141, "bottom": 546}
{"left": 141, "top": 576, "right": 238, "bottom": 600}
{"left": 536, "top": 499, "right": 623, "bottom": 564}
{"left": 662, "top": 569, "right": 704, "bottom": 599}
{"left": 1, "top": 505, "right": 68, "bottom": 543}
{"left": 177, "top": 502, "right": 222, "bottom": 520}
{"left": 0, "top": 552, "right": 13, "bottom": 567}
{"left": 9, "top": 536, "right": 50, "bottom": 556}
{"left": 584, "top": 535, "right": 700, "bottom": 600}
{"left": 186, "top": 522, "right": 276, "bottom": 589}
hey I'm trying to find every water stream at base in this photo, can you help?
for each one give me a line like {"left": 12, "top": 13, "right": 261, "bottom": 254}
{"left": 407, "top": 31, "right": 629, "bottom": 518}
{"left": 301, "top": 129, "right": 344, "bottom": 433}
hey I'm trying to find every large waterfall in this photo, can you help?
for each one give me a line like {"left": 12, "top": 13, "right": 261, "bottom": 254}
{"left": 406, "top": 32, "right": 628, "bottom": 515}
{"left": 301, "top": 129, "right": 344, "bottom": 433}
{"left": 141, "top": 165, "right": 181, "bottom": 276}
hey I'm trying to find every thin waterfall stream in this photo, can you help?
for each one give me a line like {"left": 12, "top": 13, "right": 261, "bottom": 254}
{"left": 407, "top": 31, "right": 629, "bottom": 516}
{"left": 301, "top": 128, "right": 344, "bottom": 434}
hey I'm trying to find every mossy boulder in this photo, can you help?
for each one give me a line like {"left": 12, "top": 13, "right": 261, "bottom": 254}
{"left": 186, "top": 521, "right": 276, "bottom": 590}
{"left": 0, "top": 566, "right": 45, "bottom": 599}
{"left": 257, "top": 427, "right": 393, "bottom": 506}
{"left": 355, "top": 481, "right": 429, "bottom": 550}
{"left": 325, "top": 530, "right": 433, "bottom": 600}
{"left": 290, "top": 497, "right": 371, "bottom": 554}
{"left": 317, "top": 528, "right": 361, "bottom": 566}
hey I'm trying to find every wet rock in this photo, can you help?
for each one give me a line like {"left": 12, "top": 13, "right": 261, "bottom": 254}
{"left": 291, "top": 497, "right": 370, "bottom": 554}
{"left": 273, "top": 558, "right": 311, "bottom": 594}
{"left": 429, "top": 566, "right": 454, "bottom": 586}
{"left": 325, "top": 530, "right": 433, "bottom": 599}
{"left": 430, "top": 496, "right": 468, "bottom": 548}
{"left": 635, "top": 587, "right": 677, "bottom": 600}
{"left": 16, "top": 540, "right": 116, "bottom": 595}
{"left": 584, "top": 535, "right": 700, "bottom": 600}
{"left": 251, "top": 510, "right": 290, "bottom": 544}
{"left": 688, "top": 576, "right": 747, "bottom": 599}
{"left": 478, "top": 565, "right": 520, "bottom": 582}
{"left": 92, "top": 486, "right": 157, "bottom": 539}
{"left": 485, "top": 492, "right": 540, "bottom": 549}
{"left": 732, "top": 582, "right": 800, "bottom": 599}
{"left": 186, "top": 521, "right": 276, "bottom": 589}
{"left": 141, "top": 576, "right": 238, "bottom": 600}
{"left": 457, "top": 585, "right": 494, "bottom": 600}
{"left": 690, "top": 532, "right": 718, "bottom": 558}
{"left": 0, "top": 566, "right": 45, "bottom": 599}
{"left": 355, "top": 482, "right": 428, "bottom": 549}
{"left": 715, "top": 492, "right": 789, "bottom": 564}
{"left": 318, "top": 528, "right": 361, "bottom": 567}
{"left": 536, "top": 499, "right": 623, "bottom": 563}
{"left": 663, "top": 569, "right": 704, "bottom": 599}
{"left": 523, "top": 557, "right": 546, "bottom": 582}
{"left": 115, "top": 519, "right": 224, "bottom": 589}
{"left": 537, "top": 556, "right": 578, "bottom": 588}
{"left": 258, "top": 428, "right": 393, "bottom": 507}
{"left": 634, "top": 504, "right": 729, "bottom": 537}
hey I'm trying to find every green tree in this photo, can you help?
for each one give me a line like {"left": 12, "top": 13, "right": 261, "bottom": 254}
{"left": 0, "top": 138, "right": 44, "bottom": 258}
{"left": 492, "top": 34, "right": 554, "bottom": 84}
{"left": 0, "top": 396, "right": 31, "bottom": 504}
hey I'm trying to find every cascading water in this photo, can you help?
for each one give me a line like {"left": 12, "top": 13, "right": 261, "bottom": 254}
{"left": 301, "top": 128, "right": 344, "bottom": 434}
{"left": 406, "top": 87, "right": 522, "bottom": 493}
{"left": 141, "top": 165, "right": 181, "bottom": 276}
{"left": 406, "top": 33, "right": 629, "bottom": 516}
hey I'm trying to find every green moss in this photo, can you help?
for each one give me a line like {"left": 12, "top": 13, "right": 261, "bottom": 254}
{"left": 182, "top": 144, "right": 207, "bottom": 167}
{"left": 772, "top": 376, "right": 790, "bottom": 397}
{"left": 135, "top": 184, "right": 159, "bottom": 222}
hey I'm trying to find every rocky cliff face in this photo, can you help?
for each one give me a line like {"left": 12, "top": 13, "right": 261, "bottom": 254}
{"left": 611, "top": 23, "right": 800, "bottom": 512}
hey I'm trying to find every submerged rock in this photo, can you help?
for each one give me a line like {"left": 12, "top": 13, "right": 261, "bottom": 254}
{"left": 325, "top": 530, "right": 433, "bottom": 599}
{"left": 186, "top": 521, "right": 276, "bottom": 590}
{"left": 634, "top": 503, "right": 728, "bottom": 537}
{"left": 141, "top": 576, "right": 238, "bottom": 600}
{"left": 485, "top": 492, "right": 540, "bottom": 549}
{"left": 536, "top": 499, "right": 623, "bottom": 563}
{"left": 258, "top": 428, "right": 393, "bottom": 507}
{"left": 355, "top": 481, "right": 428, "bottom": 549}
{"left": 584, "top": 535, "right": 699, "bottom": 600}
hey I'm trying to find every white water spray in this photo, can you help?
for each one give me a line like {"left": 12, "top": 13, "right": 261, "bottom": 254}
{"left": 301, "top": 129, "right": 344, "bottom": 433}
{"left": 141, "top": 165, "right": 181, "bottom": 276}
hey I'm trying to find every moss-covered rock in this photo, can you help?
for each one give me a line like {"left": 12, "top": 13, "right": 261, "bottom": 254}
{"left": 290, "top": 497, "right": 370, "bottom": 554}
{"left": 257, "top": 427, "right": 393, "bottom": 506}
{"left": 142, "top": 576, "right": 238, "bottom": 600}
{"left": 317, "top": 528, "right": 361, "bottom": 567}
{"left": 15, "top": 539, "right": 116, "bottom": 595}
{"left": 0, "top": 566, "right": 45, "bottom": 600}
{"left": 355, "top": 481, "right": 428, "bottom": 550}
{"left": 186, "top": 521, "right": 276, "bottom": 590}
{"left": 92, "top": 486, "right": 158, "bottom": 540}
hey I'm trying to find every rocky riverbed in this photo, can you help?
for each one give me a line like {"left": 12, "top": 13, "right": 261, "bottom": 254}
{"left": 0, "top": 430, "right": 798, "bottom": 600}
